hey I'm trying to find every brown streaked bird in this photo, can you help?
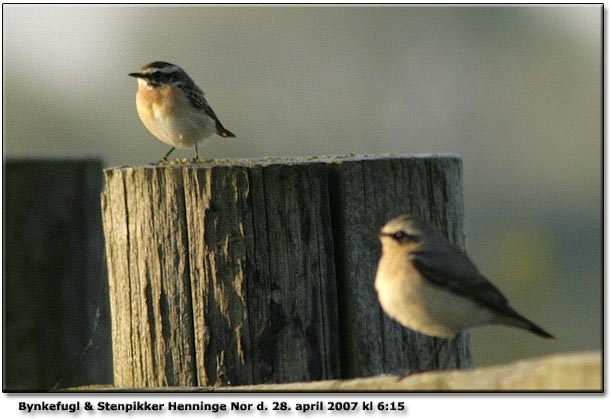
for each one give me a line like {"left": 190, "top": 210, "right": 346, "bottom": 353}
{"left": 375, "top": 214, "right": 554, "bottom": 372}
{"left": 129, "top": 61, "right": 235, "bottom": 161}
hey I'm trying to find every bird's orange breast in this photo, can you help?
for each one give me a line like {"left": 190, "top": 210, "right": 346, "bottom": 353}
{"left": 134, "top": 84, "right": 216, "bottom": 148}
{"left": 136, "top": 85, "right": 183, "bottom": 119}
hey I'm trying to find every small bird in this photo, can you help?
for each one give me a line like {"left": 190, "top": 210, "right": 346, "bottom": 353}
{"left": 129, "top": 61, "right": 235, "bottom": 161}
{"left": 375, "top": 214, "right": 554, "bottom": 371}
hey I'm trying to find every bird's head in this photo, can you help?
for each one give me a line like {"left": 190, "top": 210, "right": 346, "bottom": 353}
{"left": 129, "top": 61, "right": 193, "bottom": 90}
{"left": 378, "top": 214, "right": 426, "bottom": 252}
{"left": 379, "top": 213, "right": 456, "bottom": 256}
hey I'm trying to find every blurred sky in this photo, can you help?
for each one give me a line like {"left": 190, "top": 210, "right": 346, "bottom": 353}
{"left": 2, "top": 5, "right": 602, "bottom": 367}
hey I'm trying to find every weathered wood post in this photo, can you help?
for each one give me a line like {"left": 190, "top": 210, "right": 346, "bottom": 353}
{"left": 101, "top": 155, "right": 472, "bottom": 388}
{"left": 5, "top": 159, "right": 112, "bottom": 391}
{"left": 102, "top": 161, "right": 339, "bottom": 387}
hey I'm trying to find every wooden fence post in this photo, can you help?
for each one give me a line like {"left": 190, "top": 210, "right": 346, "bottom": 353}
{"left": 4, "top": 159, "right": 111, "bottom": 391}
{"left": 101, "top": 155, "right": 472, "bottom": 388}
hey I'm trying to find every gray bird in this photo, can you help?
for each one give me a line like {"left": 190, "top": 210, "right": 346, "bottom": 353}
{"left": 375, "top": 214, "right": 554, "bottom": 371}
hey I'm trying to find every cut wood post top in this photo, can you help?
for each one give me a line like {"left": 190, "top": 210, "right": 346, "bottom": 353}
{"left": 103, "top": 153, "right": 463, "bottom": 170}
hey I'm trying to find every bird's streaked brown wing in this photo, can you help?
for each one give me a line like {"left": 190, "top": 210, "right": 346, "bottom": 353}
{"left": 180, "top": 83, "right": 234, "bottom": 137}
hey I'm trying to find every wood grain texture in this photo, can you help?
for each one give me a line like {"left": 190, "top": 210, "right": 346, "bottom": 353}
{"left": 102, "top": 168, "right": 196, "bottom": 387}
{"left": 5, "top": 159, "right": 111, "bottom": 391}
{"left": 101, "top": 155, "right": 471, "bottom": 387}
{"left": 102, "top": 161, "right": 340, "bottom": 387}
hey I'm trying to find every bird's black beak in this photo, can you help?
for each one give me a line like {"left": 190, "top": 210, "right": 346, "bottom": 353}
{"left": 129, "top": 72, "right": 144, "bottom": 78}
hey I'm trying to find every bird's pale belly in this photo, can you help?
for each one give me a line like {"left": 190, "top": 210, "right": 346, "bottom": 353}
{"left": 136, "top": 94, "right": 216, "bottom": 149}
{"left": 375, "top": 271, "right": 493, "bottom": 338}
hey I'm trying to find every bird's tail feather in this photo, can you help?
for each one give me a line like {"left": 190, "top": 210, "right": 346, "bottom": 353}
{"left": 524, "top": 320, "right": 555, "bottom": 339}
{"left": 218, "top": 128, "right": 236, "bottom": 138}
{"left": 496, "top": 308, "right": 555, "bottom": 339}
{"left": 216, "top": 123, "right": 236, "bottom": 138}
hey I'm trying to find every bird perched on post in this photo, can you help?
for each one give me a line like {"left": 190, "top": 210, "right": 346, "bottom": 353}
{"left": 129, "top": 61, "right": 235, "bottom": 162}
{"left": 375, "top": 214, "right": 554, "bottom": 373}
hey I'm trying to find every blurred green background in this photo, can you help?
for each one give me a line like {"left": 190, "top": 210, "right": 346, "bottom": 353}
{"left": 3, "top": 5, "right": 601, "bottom": 367}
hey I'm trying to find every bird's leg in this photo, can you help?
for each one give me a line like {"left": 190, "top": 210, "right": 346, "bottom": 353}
{"left": 159, "top": 147, "right": 176, "bottom": 163}
{"left": 397, "top": 337, "right": 449, "bottom": 380}
{"left": 192, "top": 144, "right": 199, "bottom": 162}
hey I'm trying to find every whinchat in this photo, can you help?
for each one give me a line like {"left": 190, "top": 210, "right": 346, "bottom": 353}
{"left": 129, "top": 61, "right": 235, "bottom": 161}
{"left": 376, "top": 215, "right": 553, "bottom": 370}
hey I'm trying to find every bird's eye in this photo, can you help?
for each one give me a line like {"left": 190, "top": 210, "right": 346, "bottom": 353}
{"left": 391, "top": 231, "right": 418, "bottom": 242}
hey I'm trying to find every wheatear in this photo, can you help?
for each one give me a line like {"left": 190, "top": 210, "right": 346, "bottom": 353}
{"left": 375, "top": 214, "right": 553, "bottom": 371}
{"left": 129, "top": 61, "right": 235, "bottom": 161}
